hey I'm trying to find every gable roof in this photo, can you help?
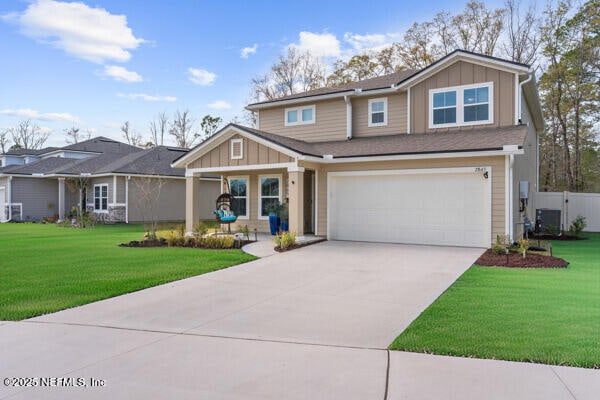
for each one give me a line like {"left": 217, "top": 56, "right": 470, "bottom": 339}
{"left": 95, "top": 146, "right": 187, "bottom": 177}
{"left": 3, "top": 147, "right": 59, "bottom": 156}
{"left": 58, "top": 136, "right": 141, "bottom": 155}
{"left": 173, "top": 123, "right": 527, "bottom": 168}
{"left": 246, "top": 49, "right": 533, "bottom": 111}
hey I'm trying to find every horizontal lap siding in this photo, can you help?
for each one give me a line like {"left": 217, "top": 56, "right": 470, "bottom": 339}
{"left": 188, "top": 134, "right": 293, "bottom": 169}
{"left": 12, "top": 177, "right": 58, "bottom": 221}
{"left": 258, "top": 100, "right": 347, "bottom": 142}
{"left": 127, "top": 178, "right": 189, "bottom": 222}
{"left": 352, "top": 93, "right": 407, "bottom": 137}
{"left": 302, "top": 156, "right": 506, "bottom": 245}
{"left": 410, "top": 60, "right": 515, "bottom": 134}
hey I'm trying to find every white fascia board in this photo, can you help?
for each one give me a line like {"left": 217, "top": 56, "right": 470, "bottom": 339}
{"left": 186, "top": 162, "right": 296, "bottom": 176}
{"left": 171, "top": 125, "right": 301, "bottom": 168}
{"left": 298, "top": 148, "right": 523, "bottom": 164}
{"left": 245, "top": 91, "right": 355, "bottom": 111}
{"left": 398, "top": 53, "right": 530, "bottom": 91}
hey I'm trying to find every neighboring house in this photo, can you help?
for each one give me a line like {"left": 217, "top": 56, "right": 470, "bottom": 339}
{"left": 0, "top": 137, "right": 219, "bottom": 223}
{"left": 173, "top": 50, "right": 543, "bottom": 248}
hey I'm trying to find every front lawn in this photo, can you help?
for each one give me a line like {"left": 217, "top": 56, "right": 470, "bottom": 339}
{"left": 0, "top": 223, "right": 255, "bottom": 320}
{"left": 390, "top": 233, "right": 600, "bottom": 369}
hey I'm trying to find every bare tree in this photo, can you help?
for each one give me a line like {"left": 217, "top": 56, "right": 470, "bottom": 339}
{"left": 132, "top": 176, "right": 167, "bottom": 240}
{"left": 63, "top": 124, "right": 91, "bottom": 144}
{"left": 149, "top": 111, "right": 168, "bottom": 146}
{"left": 169, "top": 109, "right": 198, "bottom": 148}
{"left": 121, "top": 121, "right": 142, "bottom": 147}
{"left": 501, "top": 0, "right": 541, "bottom": 65}
{"left": 453, "top": 1, "right": 505, "bottom": 55}
{"left": 199, "top": 115, "right": 223, "bottom": 141}
{"left": 0, "top": 129, "right": 10, "bottom": 153}
{"left": 251, "top": 47, "right": 326, "bottom": 101}
{"left": 9, "top": 119, "right": 51, "bottom": 149}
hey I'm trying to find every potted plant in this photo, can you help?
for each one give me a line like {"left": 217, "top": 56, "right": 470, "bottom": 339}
{"left": 266, "top": 202, "right": 284, "bottom": 235}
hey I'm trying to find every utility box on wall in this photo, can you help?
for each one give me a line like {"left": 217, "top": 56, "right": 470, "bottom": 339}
{"left": 519, "top": 181, "right": 529, "bottom": 199}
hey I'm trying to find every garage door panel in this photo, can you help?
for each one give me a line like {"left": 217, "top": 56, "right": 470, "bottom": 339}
{"left": 329, "top": 171, "right": 490, "bottom": 247}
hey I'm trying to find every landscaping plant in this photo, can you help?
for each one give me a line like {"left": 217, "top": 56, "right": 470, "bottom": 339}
{"left": 568, "top": 215, "right": 587, "bottom": 237}
{"left": 273, "top": 231, "right": 296, "bottom": 250}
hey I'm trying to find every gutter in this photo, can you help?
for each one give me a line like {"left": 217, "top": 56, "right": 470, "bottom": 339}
{"left": 344, "top": 95, "right": 353, "bottom": 140}
{"left": 517, "top": 71, "right": 534, "bottom": 123}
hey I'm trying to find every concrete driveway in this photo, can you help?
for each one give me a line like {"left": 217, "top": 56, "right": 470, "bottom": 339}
{"left": 1, "top": 241, "right": 598, "bottom": 399}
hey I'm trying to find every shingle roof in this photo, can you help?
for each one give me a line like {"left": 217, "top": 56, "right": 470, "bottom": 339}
{"left": 230, "top": 124, "right": 528, "bottom": 159}
{"left": 248, "top": 69, "right": 418, "bottom": 107}
{"left": 96, "top": 146, "right": 187, "bottom": 177}
{"left": 0, "top": 157, "right": 80, "bottom": 175}
{"left": 4, "top": 147, "right": 59, "bottom": 156}
{"left": 59, "top": 136, "right": 141, "bottom": 154}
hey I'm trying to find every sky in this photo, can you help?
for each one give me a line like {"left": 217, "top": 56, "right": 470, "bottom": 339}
{"left": 0, "top": 0, "right": 510, "bottom": 147}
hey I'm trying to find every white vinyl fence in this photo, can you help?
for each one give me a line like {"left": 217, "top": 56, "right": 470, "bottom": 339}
{"left": 535, "top": 192, "right": 600, "bottom": 232}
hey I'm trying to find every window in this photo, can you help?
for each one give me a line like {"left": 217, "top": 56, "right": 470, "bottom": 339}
{"left": 229, "top": 177, "right": 248, "bottom": 218}
{"left": 285, "top": 105, "right": 315, "bottom": 126}
{"left": 230, "top": 138, "right": 243, "bottom": 160}
{"left": 368, "top": 98, "right": 388, "bottom": 127}
{"left": 429, "top": 82, "right": 493, "bottom": 128}
{"left": 259, "top": 175, "right": 282, "bottom": 218}
{"left": 94, "top": 184, "right": 108, "bottom": 212}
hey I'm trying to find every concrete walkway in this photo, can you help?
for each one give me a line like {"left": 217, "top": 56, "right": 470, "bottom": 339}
{"left": 1, "top": 241, "right": 597, "bottom": 399}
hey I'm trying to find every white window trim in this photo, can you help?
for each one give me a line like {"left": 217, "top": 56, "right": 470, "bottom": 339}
{"left": 93, "top": 183, "right": 109, "bottom": 213}
{"left": 230, "top": 138, "right": 243, "bottom": 160}
{"left": 258, "top": 174, "right": 283, "bottom": 220}
{"left": 368, "top": 97, "right": 388, "bottom": 127}
{"left": 429, "top": 82, "right": 494, "bottom": 129}
{"left": 227, "top": 175, "right": 249, "bottom": 219}
{"left": 284, "top": 105, "right": 315, "bottom": 126}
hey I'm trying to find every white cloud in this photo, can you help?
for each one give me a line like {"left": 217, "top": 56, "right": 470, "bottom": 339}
{"left": 0, "top": 108, "right": 78, "bottom": 122}
{"left": 4, "top": 0, "right": 143, "bottom": 63}
{"left": 291, "top": 31, "right": 341, "bottom": 58}
{"left": 102, "top": 65, "right": 142, "bottom": 82}
{"left": 343, "top": 32, "right": 403, "bottom": 54}
{"left": 207, "top": 100, "right": 231, "bottom": 110}
{"left": 240, "top": 44, "right": 258, "bottom": 58}
{"left": 117, "top": 93, "right": 177, "bottom": 102}
{"left": 188, "top": 68, "right": 216, "bottom": 86}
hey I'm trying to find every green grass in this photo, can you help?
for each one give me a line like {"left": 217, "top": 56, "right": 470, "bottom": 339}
{"left": 390, "top": 233, "right": 600, "bottom": 369}
{"left": 0, "top": 223, "right": 256, "bottom": 320}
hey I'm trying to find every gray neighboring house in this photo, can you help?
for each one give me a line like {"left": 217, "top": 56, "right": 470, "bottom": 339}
{"left": 0, "top": 137, "right": 220, "bottom": 223}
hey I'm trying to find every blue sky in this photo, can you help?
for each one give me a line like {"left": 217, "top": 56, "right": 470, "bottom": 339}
{"left": 0, "top": 0, "right": 508, "bottom": 147}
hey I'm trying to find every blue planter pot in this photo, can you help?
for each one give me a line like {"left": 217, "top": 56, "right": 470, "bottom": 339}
{"left": 268, "top": 214, "right": 280, "bottom": 235}
{"left": 280, "top": 220, "right": 289, "bottom": 232}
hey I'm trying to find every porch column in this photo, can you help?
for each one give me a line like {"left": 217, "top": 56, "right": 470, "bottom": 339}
{"left": 58, "top": 178, "right": 65, "bottom": 221}
{"left": 186, "top": 175, "right": 201, "bottom": 234}
{"left": 288, "top": 166, "right": 304, "bottom": 236}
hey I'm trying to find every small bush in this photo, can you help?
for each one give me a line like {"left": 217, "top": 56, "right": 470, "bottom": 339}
{"left": 165, "top": 230, "right": 184, "bottom": 247}
{"left": 568, "top": 215, "right": 586, "bottom": 237}
{"left": 274, "top": 231, "right": 296, "bottom": 250}
{"left": 238, "top": 224, "right": 250, "bottom": 240}
{"left": 193, "top": 222, "right": 208, "bottom": 238}
{"left": 201, "top": 235, "right": 235, "bottom": 249}
{"left": 545, "top": 224, "right": 559, "bottom": 236}
{"left": 492, "top": 234, "right": 509, "bottom": 255}
{"left": 518, "top": 238, "right": 529, "bottom": 258}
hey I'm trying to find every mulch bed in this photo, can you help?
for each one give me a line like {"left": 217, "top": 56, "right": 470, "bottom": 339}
{"left": 120, "top": 238, "right": 254, "bottom": 249}
{"left": 475, "top": 249, "right": 568, "bottom": 268}
{"left": 530, "top": 234, "right": 587, "bottom": 241}
{"left": 274, "top": 238, "right": 327, "bottom": 252}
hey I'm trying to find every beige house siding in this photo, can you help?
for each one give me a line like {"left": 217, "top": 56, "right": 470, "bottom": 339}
{"left": 258, "top": 99, "right": 347, "bottom": 142}
{"left": 127, "top": 178, "right": 187, "bottom": 222}
{"left": 299, "top": 156, "right": 506, "bottom": 244}
{"left": 188, "top": 134, "right": 294, "bottom": 169}
{"left": 410, "top": 60, "right": 515, "bottom": 133}
{"left": 352, "top": 93, "right": 407, "bottom": 137}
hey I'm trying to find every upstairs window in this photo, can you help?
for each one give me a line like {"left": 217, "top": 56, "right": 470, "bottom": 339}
{"left": 230, "top": 138, "right": 243, "bottom": 160}
{"left": 429, "top": 82, "right": 493, "bottom": 128}
{"left": 368, "top": 98, "right": 388, "bottom": 127}
{"left": 285, "top": 105, "right": 315, "bottom": 126}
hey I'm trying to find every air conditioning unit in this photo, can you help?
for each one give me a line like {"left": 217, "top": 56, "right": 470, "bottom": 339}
{"left": 536, "top": 208, "right": 561, "bottom": 233}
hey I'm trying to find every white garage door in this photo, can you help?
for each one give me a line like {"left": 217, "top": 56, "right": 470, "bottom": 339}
{"left": 328, "top": 168, "right": 491, "bottom": 247}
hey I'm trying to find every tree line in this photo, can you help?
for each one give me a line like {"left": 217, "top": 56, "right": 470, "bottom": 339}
{"left": 251, "top": 0, "right": 599, "bottom": 193}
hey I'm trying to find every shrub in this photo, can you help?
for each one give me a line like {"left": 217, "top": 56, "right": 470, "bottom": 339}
{"left": 176, "top": 224, "right": 186, "bottom": 237}
{"left": 201, "top": 235, "right": 235, "bottom": 249}
{"left": 568, "top": 215, "right": 586, "bottom": 237}
{"left": 545, "top": 224, "right": 559, "bottom": 236}
{"left": 518, "top": 238, "right": 529, "bottom": 258}
{"left": 492, "top": 234, "right": 509, "bottom": 255}
{"left": 273, "top": 231, "right": 296, "bottom": 250}
{"left": 238, "top": 224, "right": 250, "bottom": 240}
{"left": 193, "top": 222, "right": 208, "bottom": 238}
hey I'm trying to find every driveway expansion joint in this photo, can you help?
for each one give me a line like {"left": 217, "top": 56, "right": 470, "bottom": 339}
{"left": 549, "top": 365, "right": 579, "bottom": 400}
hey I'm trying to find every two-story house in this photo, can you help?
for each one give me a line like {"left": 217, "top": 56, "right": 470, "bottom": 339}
{"left": 173, "top": 50, "right": 543, "bottom": 247}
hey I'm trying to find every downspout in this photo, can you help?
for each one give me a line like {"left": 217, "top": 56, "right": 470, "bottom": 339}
{"left": 517, "top": 71, "right": 533, "bottom": 124}
{"left": 344, "top": 95, "right": 352, "bottom": 140}
{"left": 509, "top": 154, "right": 515, "bottom": 241}
{"left": 125, "top": 176, "right": 130, "bottom": 224}
{"left": 7, "top": 176, "right": 12, "bottom": 222}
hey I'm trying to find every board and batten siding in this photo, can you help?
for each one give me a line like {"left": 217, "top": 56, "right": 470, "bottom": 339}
{"left": 410, "top": 60, "right": 516, "bottom": 134}
{"left": 11, "top": 177, "right": 58, "bottom": 221}
{"left": 188, "top": 134, "right": 294, "bottom": 169}
{"left": 352, "top": 93, "right": 407, "bottom": 137}
{"left": 258, "top": 99, "right": 347, "bottom": 142}
{"left": 300, "top": 156, "right": 506, "bottom": 245}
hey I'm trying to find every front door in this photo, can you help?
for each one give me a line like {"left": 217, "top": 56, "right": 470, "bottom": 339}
{"left": 303, "top": 170, "right": 315, "bottom": 233}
